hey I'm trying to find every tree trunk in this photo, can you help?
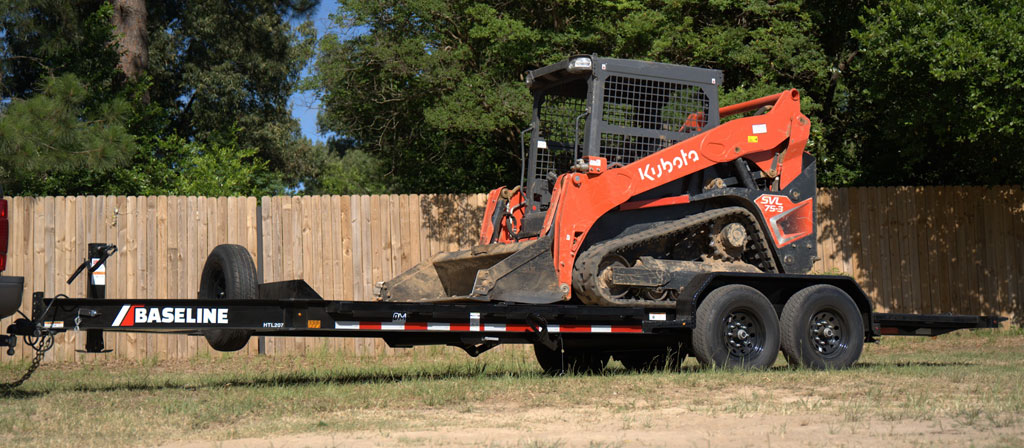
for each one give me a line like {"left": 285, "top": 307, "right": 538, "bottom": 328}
{"left": 111, "top": 0, "right": 148, "bottom": 80}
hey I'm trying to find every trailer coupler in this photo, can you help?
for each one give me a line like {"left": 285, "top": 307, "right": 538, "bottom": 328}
{"left": 2, "top": 319, "right": 55, "bottom": 390}
{"left": 0, "top": 334, "right": 15, "bottom": 356}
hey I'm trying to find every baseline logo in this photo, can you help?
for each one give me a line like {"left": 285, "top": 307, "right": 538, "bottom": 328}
{"left": 112, "top": 305, "right": 229, "bottom": 327}
{"left": 638, "top": 149, "right": 699, "bottom": 182}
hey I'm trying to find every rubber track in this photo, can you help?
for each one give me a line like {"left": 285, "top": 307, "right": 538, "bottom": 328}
{"left": 573, "top": 206, "right": 778, "bottom": 307}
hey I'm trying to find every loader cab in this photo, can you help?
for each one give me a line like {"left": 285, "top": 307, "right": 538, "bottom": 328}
{"left": 523, "top": 56, "right": 723, "bottom": 213}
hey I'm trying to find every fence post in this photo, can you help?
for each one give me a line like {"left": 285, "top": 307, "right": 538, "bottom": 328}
{"left": 256, "top": 202, "right": 265, "bottom": 356}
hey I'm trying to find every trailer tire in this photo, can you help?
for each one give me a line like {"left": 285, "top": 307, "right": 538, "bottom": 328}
{"left": 199, "top": 244, "right": 257, "bottom": 352}
{"left": 780, "top": 285, "right": 863, "bottom": 369}
{"left": 534, "top": 345, "right": 608, "bottom": 375}
{"left": 693, "top": 284, "right": 780, "bottom": 369}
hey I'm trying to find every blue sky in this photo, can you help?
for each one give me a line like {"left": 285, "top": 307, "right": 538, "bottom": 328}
{"left": 289, "top": 0, "right": 340, "bottom": 143}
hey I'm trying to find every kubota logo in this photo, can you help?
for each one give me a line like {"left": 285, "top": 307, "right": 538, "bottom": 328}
{"left": 638, "top": 149, "right": 699, "bottom": 181}
{"left": 112, "top": 304, "right": 229, "bottom": 326}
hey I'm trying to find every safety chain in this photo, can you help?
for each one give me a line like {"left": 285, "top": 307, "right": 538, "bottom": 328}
{"left": 1, "top": 331, "right": 54, "bottom": 391}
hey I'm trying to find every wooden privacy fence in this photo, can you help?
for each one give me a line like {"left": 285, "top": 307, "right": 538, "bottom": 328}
{"left": 1, "top": 187, "right": 1021, "bottom": 362}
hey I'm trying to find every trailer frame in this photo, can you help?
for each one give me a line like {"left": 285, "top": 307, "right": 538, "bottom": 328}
{"left": 17, "top": 277, "right": 1004, "bottom": 358}
{"left": 1, "top": 242, "right": 1006, "bottom": 384}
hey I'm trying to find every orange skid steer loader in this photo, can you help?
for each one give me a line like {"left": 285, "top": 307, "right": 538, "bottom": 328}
{"left": 379, "top": 56, "right": 816, "bottom": 310}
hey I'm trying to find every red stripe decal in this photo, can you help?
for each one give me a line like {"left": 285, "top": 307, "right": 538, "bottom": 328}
{"left": 334, "top": 321, "right": 647, "bottom": 333}
{"left": 405, "top": 322, "right": 428, "bottom": 331}
{"left": 612, "top": 325, "right": 643, "bottom": 333}
{"left": 619, "top": 195, "right": 690, "bottom": 211}
{"left": 122, "top": 305, "right": 141, "bottom": 327}
{"left": 559, "top": 324, "right": 592, "bottom": 333}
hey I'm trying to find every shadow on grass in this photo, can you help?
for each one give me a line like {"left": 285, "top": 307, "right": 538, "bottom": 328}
{"left": 0, "top": 358, "right": 980, "bottom": 399}
{"left": 1, "top": 365, "right": 544, "bottom": 399}
{"left": 854, "top": 361, "right": 976, "bottom": 368}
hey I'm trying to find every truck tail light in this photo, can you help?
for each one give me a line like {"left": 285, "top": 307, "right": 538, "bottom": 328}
{"left": 0, "top": 198, "right": 7, "bottom": 272}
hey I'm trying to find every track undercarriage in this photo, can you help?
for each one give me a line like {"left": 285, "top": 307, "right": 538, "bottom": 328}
{"left": 573, "top": 206, "right": 778, "bottom": 307}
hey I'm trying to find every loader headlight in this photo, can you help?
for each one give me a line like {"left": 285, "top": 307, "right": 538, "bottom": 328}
{"left": 567, "top": 56, "right": 593, "bottom": 74}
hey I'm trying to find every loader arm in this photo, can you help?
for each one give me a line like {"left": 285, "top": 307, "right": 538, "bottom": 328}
{"left": 546, "top": 89, "right": 811, "bottom": 295}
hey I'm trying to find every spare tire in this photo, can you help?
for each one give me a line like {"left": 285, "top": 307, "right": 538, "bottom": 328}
{"left": 199, "top": 244, "right": 256, "bottom": 351}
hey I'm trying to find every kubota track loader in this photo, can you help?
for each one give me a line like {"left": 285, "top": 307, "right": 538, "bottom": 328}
{"left": 379, "top": 56, "right": 817, "bottom": 309}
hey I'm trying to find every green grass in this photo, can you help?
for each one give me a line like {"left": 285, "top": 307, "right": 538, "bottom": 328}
{"left": 2, "top": 329, "right": 1023, "bottom": 447}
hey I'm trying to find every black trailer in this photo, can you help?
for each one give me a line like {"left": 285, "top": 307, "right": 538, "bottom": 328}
{"left": 0, "top": 243, "right": 1003, "bottom": 382}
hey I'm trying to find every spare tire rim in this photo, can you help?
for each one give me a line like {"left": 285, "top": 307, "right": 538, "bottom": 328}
{"left": 723, "top": 310, "right": 765, "bottom": 358}
{"left": 212, "top": 270, "right": 227, "bottom": 299}
{"left": 809, "top": 310, "right": 846, "bottom": 357}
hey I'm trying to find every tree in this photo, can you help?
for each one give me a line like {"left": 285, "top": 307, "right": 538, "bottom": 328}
{"left": 111, "top": 0, "right": 149, "bottom": 81}
{"left": 0, "top": 2, "right": 137, "bottom": 190}
{"left": 146, "top": 0, "right": 321, "bottom": 185}
{"left": 315, "top": 0, "right": 849, "bottom": 192}
{"left": 308, "top": 147, "right": 390, "bottom": 195}
{"left": 0, "top": 74, "right": 135, "bottom": 189}
{"left": 0, "top": 0, "right": 323, "bottom": 195}
{"left": 843, "top": 0, "right": 1024, "bottom": 185}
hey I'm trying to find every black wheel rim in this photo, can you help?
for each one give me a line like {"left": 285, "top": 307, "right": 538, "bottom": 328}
{"left": 722, "top": 309, "right": 766, "bottom": 359}
{"left": 808, "top": 309, "right": 847, "bottom": 358}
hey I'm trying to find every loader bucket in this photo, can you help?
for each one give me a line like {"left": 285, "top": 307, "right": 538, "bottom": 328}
{"left": 380, "top": 237, "right": 562, "bottom": 304}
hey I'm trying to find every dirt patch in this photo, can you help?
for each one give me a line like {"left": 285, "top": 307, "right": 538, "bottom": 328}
{"left": 163, "top": 402, "right": 1022, "bottom": 448}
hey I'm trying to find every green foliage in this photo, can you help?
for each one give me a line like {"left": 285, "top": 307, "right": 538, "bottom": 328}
{"left": 0, "top": 74, "right": 136, "bottom": 189}
{"left": 0, "top": 1, "right": 123, "bottom": 102}
{"left": 314, "top": 0, "right": 857, "bottom": 192}
{"left": 127, "top": 135, "right": 277, "bottom": 197}
{"left": 9, "top": 131, "right": 280, "bottom": 197}
{"left": 0, "top": 0, "right": 320, "bottom": 195}
{"left": 316, "top": 0, "right": 1023, "bottom": 190}
{"left": 3, "top": 0, "right": 1021, "bottom": 196}
{"left": 0, "top": 2, "right": 139, "bottom": 190}
{"left": 311, "top": 149, "right": 390, "bottom": 195}
{"left": 844, "top": 0, "right": 1024, "bottom": 185}
{"left": 146, "top": 0, "right": 321, "bottom": 185}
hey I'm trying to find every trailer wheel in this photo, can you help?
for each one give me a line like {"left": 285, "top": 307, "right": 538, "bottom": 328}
{"left": 199, "top": 244, "right": 257, "bottom": 352}
{"left": 780, "top": 285, "right": 864, "bottom": 369}
{"left": 533, "top": 345, "right": 608, "bottom": 375}
{"left": 616, "top": 346, "right": 685, "bottom": 372}
{"left": 693, "top": 284, "right": 780, "bottom": 369}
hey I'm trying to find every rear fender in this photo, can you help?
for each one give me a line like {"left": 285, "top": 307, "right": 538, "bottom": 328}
{"left": 0, "top": 276, "right": 23, "bottom": 320}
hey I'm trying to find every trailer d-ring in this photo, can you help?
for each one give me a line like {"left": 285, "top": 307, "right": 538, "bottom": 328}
{"left": 526, "top": 313, "right": 560, "bottom": 352}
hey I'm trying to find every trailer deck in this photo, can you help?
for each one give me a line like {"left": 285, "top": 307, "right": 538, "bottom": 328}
{"left": 22, "top": 279, "right": 1004, "bottom": 357}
